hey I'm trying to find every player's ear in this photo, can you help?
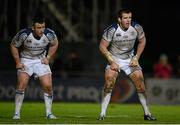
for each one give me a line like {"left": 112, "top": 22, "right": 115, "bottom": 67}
{"left": 32, "top": 25, "right": 35, "bottom": 31}
{"left": 118, "top": 17, "right": 121, "bottom": 23}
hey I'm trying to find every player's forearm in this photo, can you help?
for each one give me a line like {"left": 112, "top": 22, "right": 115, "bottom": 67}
{"left": 10, "top": 44, "right": 21, "bottom": 64}
{"left": 136, "top": 38, "right": 146, "bottom": 59}
{"left": 47, "top": 41, "right": 59, "bottom": 60}
{"left": 99, "top": 46, "right": 114, "bottom": 64}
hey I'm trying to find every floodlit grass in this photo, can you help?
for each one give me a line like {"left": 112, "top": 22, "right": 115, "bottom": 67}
{"left": 0, "top": 102, "right": 180, "bottom": 124}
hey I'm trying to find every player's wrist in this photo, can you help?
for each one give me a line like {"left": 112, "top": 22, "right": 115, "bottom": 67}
{"left": 105, "top": 51, "right": 114, "bottom": 64}
{"left": 46, "top": 55, "right": 51, "bottom": 60}
{"left": 134, "top": 54, "right": 139, "bottom": 60}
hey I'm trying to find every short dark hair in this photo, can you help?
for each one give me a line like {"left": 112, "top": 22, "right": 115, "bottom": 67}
{"left": 32, "top": 11, "right": 45, "bottom": 25}
{"left": 117, "top": 9, "right": 132, "bottom": 18}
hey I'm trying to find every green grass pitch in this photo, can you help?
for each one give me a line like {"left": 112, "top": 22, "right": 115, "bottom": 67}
{"left": 0, "top": 102, "right": 180, "bottom": 124}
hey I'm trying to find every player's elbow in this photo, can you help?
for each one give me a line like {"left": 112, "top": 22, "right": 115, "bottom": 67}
{"left": 99, "top": 45, "right": 105, "bottom": 55}
{"left": 139, "top": 37, "right": 146, "bottom": 44}
{"left": 10, "top": 43, "right": 16, "bottom": 50}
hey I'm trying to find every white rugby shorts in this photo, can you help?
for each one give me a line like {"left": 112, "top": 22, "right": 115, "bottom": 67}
{"left": 106, "top": 55, "right": 142, "bottom": 75}
{"left": 18, "top": 58, "right": 52, "bottom": 77}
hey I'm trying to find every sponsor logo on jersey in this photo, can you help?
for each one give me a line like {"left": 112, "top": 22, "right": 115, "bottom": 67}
{"left": 34, "top": 43, "right": 39, "bottom": 46}
{"left": 123, "top": 35, "right": 128, "bottom": 39}
{"left": 116, "top": 33, "right": 121, "bottom": 36}
{"left": 26, "top": 40, "right": 32, "bottom": 43}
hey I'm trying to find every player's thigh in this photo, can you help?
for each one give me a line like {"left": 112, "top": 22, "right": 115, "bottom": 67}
{"left": 129, "top": 70, "right": 145, "bottom": 92}
{"left": 17, "top": 72, "right": 30, "bottom": 91}
{"left": 105, "top": 66, "right": 118, "bottom": 84}
{"left": 39, "top": 74, "right": 52, "bottom": 90}
{"left": 103, "top": 67, "right": 118, "bottom": 93}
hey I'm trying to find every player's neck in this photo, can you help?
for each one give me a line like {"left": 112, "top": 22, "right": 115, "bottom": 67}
{"left": 118, "top": 23, "right": 128, "bottom": 31}
{"left": 33, "top": 32, "right": 41, "bottom": 40}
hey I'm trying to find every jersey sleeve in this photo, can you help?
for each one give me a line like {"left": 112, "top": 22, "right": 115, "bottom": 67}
{"left": 102, "top": 24, "right": 117, "bottom": 42}
{"left": 45, "top": 28, "right": 58, "bottom": 44}
{"left": 11, "top": 29, "right": 28, "bottom": 47}
{"left": 134, "top": 24, "right": 145, "bottom": 40}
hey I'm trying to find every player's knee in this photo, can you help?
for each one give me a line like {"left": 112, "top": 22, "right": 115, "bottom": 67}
{"left": 104, "top": 74, "right": 116, "bottom": 93}
{"left": 44, "top": 85, "right": 53, "bottom": 94}
{"left": 17, "top": 82, "right": 27, "bottom": 91}
{"left": 104, "top": 83, "right": 114, "bottom": 93}
{"left": 136, "top": 84, "right": 145, "bottom": 93}
{"left": 106, "top": 75, "right": 117, "bottom": 85}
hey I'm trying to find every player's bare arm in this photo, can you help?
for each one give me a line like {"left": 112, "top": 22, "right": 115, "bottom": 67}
{"left": 99, "top": 38, "right": 119, "bottom": 72}
{"left": 130, "top": 36, "right": 146, "bottom": 67}
{"left": 136, "top": 36, "right": 146, "bottom": 58}
{"left": 41, "top": 39, "right": 59, "bottom": 65}
{"left": 10, "top": 43, "right": 25, "bottom": 69}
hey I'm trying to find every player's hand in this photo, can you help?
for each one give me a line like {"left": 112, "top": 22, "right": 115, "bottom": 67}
{"left": 16, "top": 63, "right": 25, "bottom": 70}
{"left": 110, "top": 62, "right": 119, "bottom": 72}
{"left": 129, "top": 55, "right": 139, "bottom": 67}
{"left": 41, "top": 58, "right": 49, "bottom": 65}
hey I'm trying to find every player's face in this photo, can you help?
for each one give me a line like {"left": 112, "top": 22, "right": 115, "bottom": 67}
{"left": 32, "top": 22, "right": 45, "bottom": 37}
{"left": 118, "top": 13, "right": 132, "bottom": 30}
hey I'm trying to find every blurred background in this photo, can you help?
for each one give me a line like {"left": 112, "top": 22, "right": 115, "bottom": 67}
{"left": 0, "top": 0, "right": 180, "bottom": 104}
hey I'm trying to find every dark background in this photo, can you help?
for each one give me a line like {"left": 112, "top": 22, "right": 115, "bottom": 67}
{"left": 0, "top": 0, "right": 179, "bottom": 77}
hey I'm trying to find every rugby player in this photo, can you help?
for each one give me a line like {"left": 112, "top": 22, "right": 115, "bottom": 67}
{"left": 98, "top": 9, "right": 156, "bottom": 121}
{"left": 10, "top": 14, "right": 59, "bottom": 119}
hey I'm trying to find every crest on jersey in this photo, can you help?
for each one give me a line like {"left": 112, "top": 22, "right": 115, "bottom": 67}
{"left": 43, "top": 39, "right": 47, "bottom": 43}
{"left": 130, "top": 31, "right": 135, "bottom": 36}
